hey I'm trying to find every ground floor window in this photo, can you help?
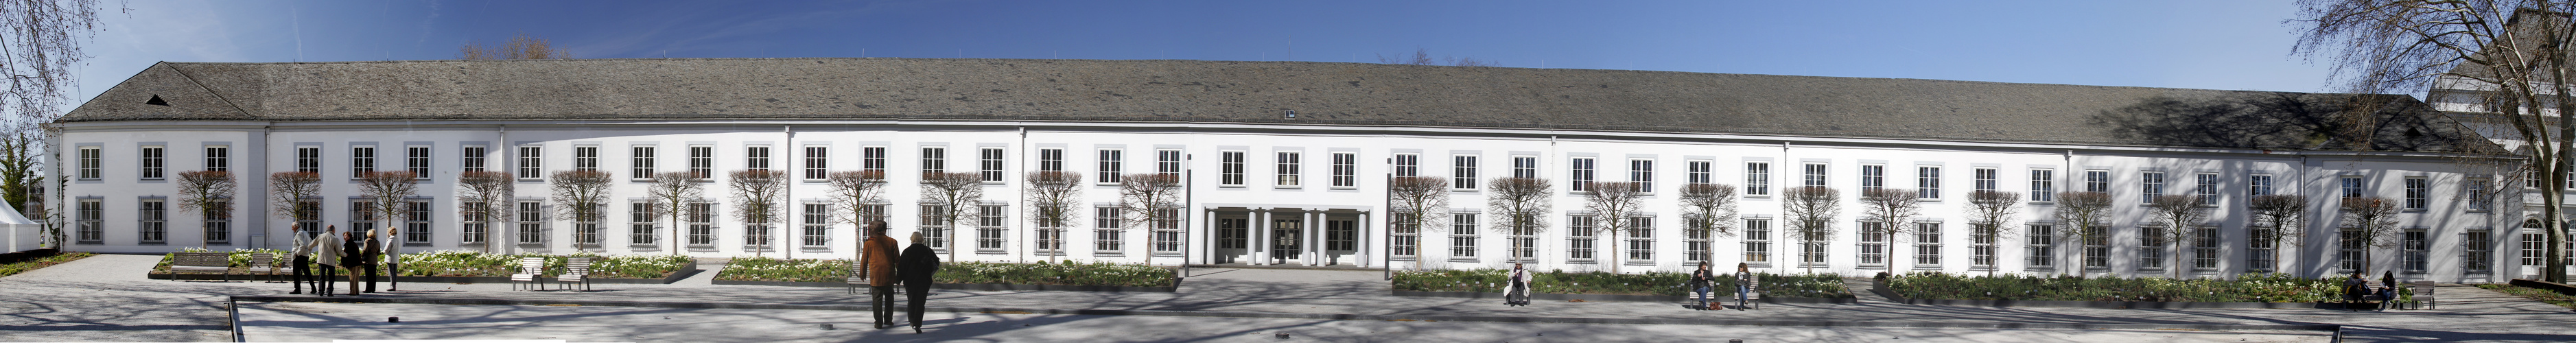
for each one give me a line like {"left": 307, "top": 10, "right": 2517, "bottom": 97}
{"left": 1685, "top": 215, "right": 1712, "bottom": 263}
{"left": 1094, "top": 207, "right": 1123, "bottom": 253}
{"left": 1567, "top": 215, "right": 1595, "bottom": 262}
{"left": 202, "top": 200, "right": 231, "bottom": 244}
{"left": 403, "top": 200, "right": 432, "bottom": 244}
{"left": 2082, "top": 230, "right": 2107, "bottom": 270}
{"left": 1451, "top": 213, "right": 1479, "bottom": 260}
{"left": 686, "top": 202, "right": 716, "bottom": 246}
{"left": 1151, "top": 209, "right": 1182, "bottom": 255}
{"left": 76, "top": 199, "right": 102, "bottom": 244}
{"left": 2465, "top": 230, "right": 2492, "bottom": 274}
{"left": 2192, "top": 226, "right": 2218, "bottom": 271}
{"left": 2339, "top": 229, "right": 2365, "bottom": 274}
{"left": 1744, "top": 219, "right": 1770, "bottom": 265}
{"left": 1802, "top": 228, "right": 1829, "bottom": 268}
{"left": 1389, "top": 213, "right": 1418, "bottom": 259}
{"left": 1913, "top": 222, "right": 1941, "bottom": 268}
{"left": 2250, "top": 226, "right": 2277, "bottom": 272}
{"left": 629, "top": 202, "right": 656, "bottom": 246}
{"left": 1858, "top": 222, "right": 1887, "bottom": 267}
{"left": 918, "top": 204, "right": 948, "bottom": 250}
{"left": 517, "top": 201, "right": 545, "bottom": 244}
{"left": 2024, "top": 226, "right": 2054, "bottom": 270}
{"left": 1626, "top": 216, "right": 1654, "bottom": 263}
{"left": 573, "top": 204, "right": 602, "bottom": 246}
{"left": 1328, "top": 219, "right": 1358, "bottom": 251}
{"left": 802, "top": 203, "right": 832, "bottom": 248}
{"left": 2403, "top": 229, "right": 2429, "bottom": 273}
{"left": 2139, "top": 226, "right": 2167, "bottom": 271}
{"left": 977, "top": 205, "right": 1008, "bottom": 251}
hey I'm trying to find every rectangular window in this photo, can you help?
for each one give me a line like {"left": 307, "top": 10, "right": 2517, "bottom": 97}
{"left": 1567, "top": 215, "right": 1596, "bottom": 261}
{"left": 1859, "top": 165, "right": 1884, "bottom": 192}
{"left": 1455, "top": 155, "right": 1481, "bottom": 190}
{"left": 2341, "top": 176, "right": 2365, "bottom": 198}
{"left": 517, "top": 145, "right": 544, "bottom": 179}
{"left": 1092, "top": 149, "right": 1119, "bottom": 183}
{"left": 1914, "top": 222, "right": 1941, "bottom": 268}
{"left": 2141, "top": 172, "right": 2166, "bottom": 203}
{"left": 1515, "top": 156, "right": 1541, "bottom": 179}
{"left": 2250, "top": 174, "right": 2274, "bottom": 196}
{"left": 1451, "top": 213, "right": 1479, "bottom": 259}
{"left": 1152, "top": 208, "right": 1183, "bottom": 255}
{"left": 745, "top": 145, "right": 771, "bottom": 172}
{"left": 631, "top": 145, "right": 657, "bottom": 179}
{"left": 979, "top": 147, "right": 1005, "bottom": 182}
{"left": 978, "top": 204, "right": 1008, "bottom": 250}
{"left": 294, "top": 201, "right": 322, "bottom": 240}
{"left": 920, "top": 147, "right": 946, "bottom": 175}
{"left": 1569, "top": 157, "right": 1595, "bottom": 191}
{"left": 462, "top": 202, "right": 488, "bottom": 244}
{"left": 1156, "top": 150, "right": 1184, "bottom": 177}
{"left": 688, "top": 202, "right": 716, "bottom": 246}
{"left": 2403, "top": 229, "right": 2429, "bottom": 273}
{"left": 2025, "top": 226, "right": 2054, "bottom": 270}
{"left": 1971, "top": 221, "right": 1996, "bottom": 269}
{"left": 1972, "top": 167, "right": 1998, "bottom": 192}
{"left": 139, "top": 145, "right": 165, "bottom": 180}
{"left": 1803, "top": 221, "right": 1830, "bottom": 268}
{"left": 1094, "top": 206, "right": 1123, "bottom": 252}
{"left": 1276, "top": 152, "right": 1301, "bottom": 187}
{"left": 518, "top": 201, "right": 546, "bottom": 244}
{"left": 2251, "top": 225, "right": 2277, "bottom": 272}
{"left": 2468, "top": 179, "right": 2495, "bottom": 211}
{"left": 689, "top": 145, "right": 715, "bottom": 179}
{"left": 403, "top": 200, "right": 431, "bottom": 245}
{"left": 1333, "top": 218, "right": 1361, "bottom": 252}
{"left": 402, "top": 146, "right": 430, "bottom": 178}
{"left": 2340, "top": 229, "right": 2365, "bottom": 273}
{"left": 1394, "top": 154, "right": 1420, "bottom": 178}
{"left": 137, "top": 199, "right": 166, "bottom": 244}
{"left": 1220, "top": 151, "right": 1246, "bottom": 186}
{"left": 629, "top": 202, "right": 657, "bottom": 246}
{"left": 2195, "top": 173, "right": 2220, "bottom": 206}
{"left": 1626, "top": 215, "right": 1655, "bottom": 262}
{"left": 804, "top": 146, "right": 830, "bottom": 180}
{"left": 804, "top": 203, "right": 832, "bottom": 247}
{"left": 1858, "top": 222, "right": 1887, "bottom": 266}
{"left": 461, "top": 145, "right": 485, "bottom": 174}
{"left": 344, "top": 145, "right": 368, "bottom": 178}
{"left": 75, "top": 199, "right": 101, "bottom": 243}
{"left": 574, "top": 145, "right": 601, "bottom": 173}
{"left": 1744, "top": 219, "right": 1770, "bottom": 264}
{"left": 77, "top": 146, "right": 100, "bottom": 180}
{"left": 2193, "top": 226, "right": 2219, "bottom": 271}
{"left": 1332, "top": 152, "right": 1359, "bottom": 188}
{"left": 1918, "top": 166, "right": 1942, "bottom": 199}
{"left": 1687, "top": 160, "right": 1712, "bottom": 185}
{"left": 202, "top": 200, "right": 231, "bottom": 244}
{"left": 1627, "top": 159, "right": 1651, "bottom": 193}
{"left": 2029, "top": 169, "right": 2055, "bottom": 202}
{"left": 356, "top": 201, "right": 384, "bottom": 243}
{"left": 1391, "top": 213, "right": 1420, "bottom": 259}
{"left": 2140, "top": 226, "right": 2167, "bottom": 270}
{"left": 1746, "top": 162, "right": 1771, "bottom": 196}
{"left": 203, "top": 145, "right": 229, "bottom": 172}
{"left": 2466, "top": 230, "right": 2494, "bottom": 274}
{"left": 2083, "top": 230, "right": 2108, "bottom": 270}
{"left": 863, "top": 146, "right": 887, "bottom": 174}
{"left": 2084, "top": 170, "right": 2110, "bottom": 193}
{"left": 1803, "top": 163, "right": 1829, "bottom": 187}
{"left": 1685, "top": 215, "right": 1712, "bottom": 263}
{"left": 2405, "top": 177, "right": 2430, "bottom": 210}
{"left": 2524, "top": 232, "right": 2544, "bottom": 267}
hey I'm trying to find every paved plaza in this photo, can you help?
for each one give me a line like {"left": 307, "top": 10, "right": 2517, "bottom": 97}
{"left": 3, "top": 254, "right": 2573, "bottom": 342}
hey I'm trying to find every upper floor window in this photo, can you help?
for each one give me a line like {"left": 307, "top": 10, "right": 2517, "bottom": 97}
{"left": 1332, "top": 152, "right": 1359, "bottom": 188}
{"left": 2250, "top": 174, "right": 2274, "bottom": 196}
{"left": 689, "top": 145, "right": 714, "bottom": 179}
{"left": 141, "top": 145, "right": 169, "bottom": 179}
{"left": 1092, "top": 149, "right": 1119, "bottom": 183}
{"left": 863, "top": 146, "right": 888, "bottom": 174}
{"left": 1686, "top": 160, "right": 1711, "bottom": 185}
{"left": 75, "top": 146, "right": 101, "bottom": 180}
{"left": 1971, "top": 167, "right": 1998, "bottom": 193}
{"left": 1917, "top": 166, "right": 1942, "bottom": 199}
{"left": 2195, "top": 173, "right": 2220, "bottom": 206}
{"left": 517, "top": 145, "right": 543, "bottom": 179}
{"left": 631, "top": 145, "right": 657, "bottom": 178}
{"left": 1746, "top": 162, "right": 1771, "bottom": 196}
{"left": 574, "top": 145, "right": 601, "bottom": 172}
{"left": 1219, "top": 151, "right": 1246, "bottom": 186}
{"left": 296, "top": 146, "right": 322, "bottom": 174}
{"left": 2083, "top": 170, "right": 2109, "bottom": 193}
{"left": 347, "top": 145, "right": 373, "bottom": 178}
{"left": 804, "top": 145, "right": 830, "bottom": 180}
{"left": 462, "top": 145, "right": 487, "bottom": 174}
{"left": 1628, "top": 159, "right": 1652, "bottom": 193}
{"left": 1514, "top": 156, "right": 1540, "bottom": 179}
{"left": 1394, "top": 154, "right": 1420, "bottom": 178}
{"left": 1570, "top": 157, "right": 1596, "bottom": 191}
{"left": 745, "top": 145, "right": 771, "bottom": 172}
{"left": 2341, "top": 176, "right": 2365, "bottom": 198}
{"left": 2029, "top": 169, "right": 2055, "bottom": 202}
{"left": 1276, "top": 152, "right": 1302, "bottom": 187}
{"left": 406, "top": 145, "right": 432, "bottom": 178}
{"left": 979, "top": 147, "right": 1005, "bottom": 182}
{"left": 2468, "top": 179, "right": 2494, "bottom": 211}
{"left": 1156, "top": 150, "right": 1184, "bottom": 177}
{"left": 1858, "top": 165, "right": 1884, "bottom": 192}
{"left": 1453, "top": 155, "right": 1480, "bottom": 190}
{"left": 203, "top": 145, "right": 229, "bottom": 172}
{"left": 2141, "top": 172, "right": 2166, "bottom": 202}
{"left": 2404, "top": 177, "right": 2430, "bottom": 210}
{"left": 920, "top": 147, "right": 946, "bottom": 174}
{"left": 1802, "top": 163, "right": 1828, "bottom": 187}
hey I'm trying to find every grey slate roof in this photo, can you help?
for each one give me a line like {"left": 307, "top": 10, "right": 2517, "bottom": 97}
{"left": 61, "top": 58, "right": 2500, "bottom": 154}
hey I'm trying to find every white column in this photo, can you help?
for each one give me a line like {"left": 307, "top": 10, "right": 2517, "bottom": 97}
{"left": 1253, "top": 209, "right": 1270, "bottom": 265}
{"left": 1359, "top": 212, "right": 1373, "bottom": 268}
{"left": 1304, "top": 211, "right": 1320, "bottom": 266}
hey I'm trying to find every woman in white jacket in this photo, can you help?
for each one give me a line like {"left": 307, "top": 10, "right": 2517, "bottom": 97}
{"left": 1504, "top": 263, "right": 1532, "bottom": 307}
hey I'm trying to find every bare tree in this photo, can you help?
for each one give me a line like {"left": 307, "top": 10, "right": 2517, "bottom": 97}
{"left": 357, "top": 172, "right": 420, "bottom": 246}
{"left": 1488, "top": 178, "right": 1554, "bottom": 263}
{"left": 1678, "top": 183, "right": 1740, "bottom": 264}
{"left": 1584, "top": 181, "right": 1643, "bottom": 273}
{"left": 456, "top": 171, "right": 515, "bottom": 253}
{"left": 1783, "top": 186, "right": 1842, "bottom": 274}
{"left": 1858, "top": 188, "right": 1925, "bottom": 271}
{"left": 0, "top": 0, "right": 109, "bottom": 128}
{"left": 267, "top": 172, "right": 320, "bottom": 241}
{"left": 460, "top": 32, "right": 572, "bottom": 60}
{"left": 644, "top": 172, "right": 703, "bottom": 253}
{"left": 2293, "top": 0, "right": 2571, "bottom": 283}
{"left": 1377, "top": 48, "right": 1497, "bottom": 67}
{"left": 1118, "top": 173, "right": 1186, "bottom": 257}
{"left": 920, "top": 172, "right": 985, "bottom": 263}
{"left": 2052, "top": 191, "right": 2114, "bottom": 276}
{"left": 1964, "top": 190, "right": 2020, "bottom": 276}
{"left": 548, "top": 170, "right": 613, "bottom": 251}
{"left": 828, "top": 169, "right": 889, "bottom": 252}
{"left": 731, "top": 170, "right": 789, "bottom": 257}
{"left": 2145, "top": 194, "right": 2210, "bottom": 279}
{"left": 1025, "top": 171, "right": 1084, "bottom": 262}
{"left": 175, "top": 171, "right": 234, "bottom": 248}
{"left": 1387, "top": 176, "right": 1449, "bottom": 270}
{"left": 2248, "top": 194, "right": 2310, "bottom": 274}
{"left": 2340, "top": 196, "right": 2404, "bottom": 274}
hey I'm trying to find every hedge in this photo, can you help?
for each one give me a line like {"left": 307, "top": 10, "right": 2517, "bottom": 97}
{"left": 1392, "top": 269, "right": 1853, "bottom": 298}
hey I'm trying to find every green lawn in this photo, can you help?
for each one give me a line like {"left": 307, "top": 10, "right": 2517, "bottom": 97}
{"left": 0, "top": 252, "right": 97, "bottom": 279}
{"left": 2476, "top": 284, "right": 2576, "bottom": 310}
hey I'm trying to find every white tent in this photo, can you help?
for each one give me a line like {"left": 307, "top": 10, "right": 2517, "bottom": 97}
{"left": 1, "top": 204, "right": 36, "bottom": 252}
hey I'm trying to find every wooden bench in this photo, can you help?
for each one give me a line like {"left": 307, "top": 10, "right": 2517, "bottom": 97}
{"left": 242, "top": 252, "right": 288, "bottom": 281}
{"left": 555, "top": 257, "right": 595, "bottom": 291}
{"left": 2410, "top": 281, "right": 2436, "bottom": 309}
{"left": 168, "top": 252, "right": 233, "bottom": 282}
{"left": 509, "top": 257, "right": 549, "bottom": 291}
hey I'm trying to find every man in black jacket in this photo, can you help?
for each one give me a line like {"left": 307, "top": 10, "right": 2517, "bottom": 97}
{"left": 898, "top": 232, "right": 941, "bottom": 333}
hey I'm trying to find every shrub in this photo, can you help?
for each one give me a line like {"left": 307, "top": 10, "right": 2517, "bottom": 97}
{"left": 1392, "top": 270, "right": 1852, "bottom": 298}
{"left": 156, "top": 249, "right": 691, "bottom": 279}
{"left": 1884, "top": 272, "right": 2348, "bottom": 303}
{"left": 713, "top": 258, "right": 1177, "bottom": 287}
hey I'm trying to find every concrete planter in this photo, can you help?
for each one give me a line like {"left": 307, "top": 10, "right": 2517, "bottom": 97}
{"left": 710, "top": 278, "right": 1183, "bottom": 292}
{"left": 148, "top": 264, "right": 701, "bottom": 285}
{"left": 1390, "top": 290, "right": 1858, "bottom": 304}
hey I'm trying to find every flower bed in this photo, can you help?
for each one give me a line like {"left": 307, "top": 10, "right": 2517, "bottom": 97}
{"left": 0, "top": 251, "right": 95, "bottom": 278}
{"left": 153, "top": 249, "right": 692, "bottom": 279}
{"left": 713, "top": 258, "right": 1178, "bottom": 287}
{"left": 1392, "top": 269, "right": 1852, "bottom": 298}
{"left": 1883, "top": 272, "right": 2363, "bottom": 303}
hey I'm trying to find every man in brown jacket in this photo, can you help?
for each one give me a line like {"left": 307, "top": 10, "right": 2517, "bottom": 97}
{"left": 857, "top": 220, "right": 902, "bottom": 329}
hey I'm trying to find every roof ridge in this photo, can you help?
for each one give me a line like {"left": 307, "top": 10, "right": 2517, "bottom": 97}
{"left": 159, "top": 63, "right": 258, "bottom": 119}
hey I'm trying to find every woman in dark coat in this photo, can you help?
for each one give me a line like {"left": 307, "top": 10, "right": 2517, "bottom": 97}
{"left": 898, "top": 232, "right": 942, "bottom": 333}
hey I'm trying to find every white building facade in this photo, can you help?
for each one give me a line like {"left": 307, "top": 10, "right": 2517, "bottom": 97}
{"left": 45, "top": 59, "right": 2538, "bottom": 282}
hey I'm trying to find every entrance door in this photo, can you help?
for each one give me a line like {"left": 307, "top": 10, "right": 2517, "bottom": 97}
{"left": 1216, "top": 216, "right": 1249, "bottom": 264}
{"left": 1324, "top": 218, "right": 1357, "bottom": 265}
{"left": 1272, "top": 217, "right": 1304, "bottom": 264}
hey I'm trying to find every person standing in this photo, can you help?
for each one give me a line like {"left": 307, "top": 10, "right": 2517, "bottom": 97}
{"left": 382, "top": 226, "right": 403, "bottom": 292}
{"left": 1733, "top": 263, "right": 1757, "bottom": 311}
{"left": 898, "top": 232, "right": 941, "bottom": 333}
{"left": 360, "top": 228, "right": 384, "bottom": 293}
{"left": 858, "top": 220, "right": 902, "bottom": 329}
{"left": 288, "top": 226, "right": 317, "bottom": 294}
{"left": 1691, "top": 261, "right": 1718, "bottom": 310}
{"left": 340, "top": 229, "right": 364, "bottom": 296}
{"left": 312, "top": 226, "right": 344, "bottom": 296}
{"left": 1503, "top": 263, "right": 1532, "bottom": 307}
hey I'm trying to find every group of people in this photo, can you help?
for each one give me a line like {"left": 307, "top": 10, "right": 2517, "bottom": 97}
{"left": 1495, "top": 261, "right": 1757, "bottom": 311}
{"left": 857, "top": 220, "right": 944, "bottom": 333}
{"left": 2343, "top": 270, "right": 2405, "bottom": 311}
{"left": 284, "top": 225, "right": 401, "bottom": 296}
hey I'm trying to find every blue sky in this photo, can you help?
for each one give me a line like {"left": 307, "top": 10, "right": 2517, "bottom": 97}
{"left": 77, "top": 0, "right": 2334, "bottom": 104}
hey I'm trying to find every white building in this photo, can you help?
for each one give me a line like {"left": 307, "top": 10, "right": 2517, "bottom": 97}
{"left": 44, "top": 58, "right": 2538, "bottom": 281}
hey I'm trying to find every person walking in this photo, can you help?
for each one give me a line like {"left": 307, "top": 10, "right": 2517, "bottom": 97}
{"left": 1503, "top": 263, "right": 1532, "bottom": 307}
{"left": 898, "top": 231, "right": 942, "bottom": 333}
{"left": 858, "top": 220, "right": 902, "bottom": 329}
{"left": 1691, "top": 261, "right": 1718, "bottom": 310}
{"left": 340, "top": 229, "right": 364, "bottom": 296}
{"left": 382, "top": 226, "right": 402, "bottom": 292}
{"left": 360, "top": 227, "right": 384, "bottom": 293}
{"left": 1733, "top": 263, "right": 1757, "bottom": 311}
{"left": 312, "top": 226, "right": 344, "bottom": 296}
{"left": 288, "top": 226, "right": 317, "bottom": 294}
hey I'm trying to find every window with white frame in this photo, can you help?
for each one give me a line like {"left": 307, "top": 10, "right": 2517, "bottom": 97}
{"left": 141, "top": 145, "right": 168, "bottom": 179}
{"left": 1917, "top": 166, "right": 1943, "bottom": 199}
{"left": 518, "top": 201, "right": 546, "bottom": 244}
{"left": 403, "top": 200, "right": 431, "bottom": 244}
{"left": 2140, "top": 225, "right": 2167, "bottom": 270}
{"left": 296, "top": 146, "right": 324, "bottom": 174}
{"left": 1972, "top": 167, "right": 1998, "bottom": 193}
{"left": 1156, "top": 150, "right": 1183, "bottom": 177}
{"left": 979, "top": 147, "right": 1005, "bottom": 182}
{"left": 2339, "top": 229, "right": 2365, "bottom": 273}
{"left": 804, "top": 203, "right": 832, "bottom": 247}
{"left": 2029, "top": 169, "right": 2055, "bottom": 202}
{"left": 1152, "top": 208, "right": 1182, "bottom": 255}
{"left": 1567, "top": 215, "right": 1596, "bottom": 262}
{"left": 1515, "top": 156, "right": 1541, "bottom": 179}
{"left": 1803, "top": 163, "right": 1829, "bottom": 187}
{"left": 1451, "top": 213, "right": 1479, "bottom": 259}
{"left": 351, "top": 200, "right": 377, "bottom": 241}
{"left": 1803, "top": 222, "right": 1830, "bottom": 268}
{"left": 1913, "top": 222, "right": 1940, "bottom": 268}
{"left": 745, "top": 145, "right": 771, "bottom": 172}
{"left": 2026, "top": 224, "right": 2054, "bottom": 270}
{"left": 75, "top": 147, "right": 100, "bottom": 180}
{"left": 1094, "top": 206, "right": 1123, "bottom": 253}
{"left": 462, "top": 201, "right": 488, "bottom": 244}
{"left": 344, "top": 145, "right": 368, "bottom": 178}
{"left": 1971, "top": 221, "right": 1995, "bottom": 269}
{"left": 1276, "top": 152, "right": 1301, "bottom": 187}
{"left": 1628, "top": 158, "right": 1652, "bottom": 193}
{"left": 2195, "top": 173, "right": 2220, "bottom": 206}
{"left": 518, "top": 145, "right": 543, "bottom": 179}
{"left": 804, "top": 146, "right": 830, "bottom": 180}
{"left": 1569, "top": 157, "right": 1595, "bottom": 191}
{"left": 1093, "top": 149, "right": 1120, "bottom": 183}
{"left": 75, "top": 199, "right": 101, "bottom": 243}
{"left": 202, "top": 200, "right": 231, "bottom": 244}
{"left": 2251, "top": 225, "right": 2276, "bottom": 272}
{"left": 573, "top": 202, "right": 602, "bottom": 246}
{"left": 2403, "top": 228, "right": 2428, "bottom": 273}
{"left": 690, "top": 145, "right": 714, "bottom": 179}
{"left": 1331, "top": 218, "right": 1359, "bottom": 252}
{"left": 688, "top": 202, "right": 716, "bottom": 246}
{"left": 574, "top": 145, "right": 600, "bottom": 172}
{"left": 2083, "top": 230, "right": 2108, "bottom": 270}
{"left": 920, "top": 147, "right": 946, "bottom": 175}
{"left": 744, "top": 213, "right": 772, "bottom": 251}
{"left": 1219, "top": 151, "right": 1245, "bottom": 186}
{"left": 1746, "top": 162, "right": 1771, "bottom": 196}
{"left": 2140, "top": 172, "right": 2166, "bottom": 203}
{"left": 1744, "top": 218, "right": 1770, "bottom": 264}
{"left": 1685, "top": 215, "right": 1711, "bottom": 263}
{"left": 1393, "top": 154, "right": 1420, "bottom": 178}
{"left": 2341, "top": 176, "right": 2365, "bottom": 198}
{"left": 631, "top": 145, "right": 657, "bottom": 178}
{"left": 1859, "top": 165, "right": 1884, "bottom": 193}
{"left": 294, "top": 201, "right": 320, "bottom": 239}
{"left": 2468, "top": 179, "right": 2494, "bottom": 211}
{"left": 1455, "top": 155, "right": 1481, "bottom": 190}
{"left": 2523, "top": 230, "right": 2545, "bottom": 267}
{"left": 1626, "top": 215, "right": 1655, "bottom": 263}
{"left": 2466, "top": 229, "right": 2494, "bottom": 274}
{"left": 2193, "top": 226, "right": 2218, "bottom": 271}
{"left": 1687, "top": 160, "right": 1711, "bottom": 185}
{"left": 978, "top": 204, "right": 1007, "bottom": 250}
{"left": 1858, "top": 222, "right": 1887, "bottom": 266}
{"left": 461, "top": 145, "right": 485, "bottom": 174}
{"left": 1390, "top": 212, "right": 1418, "bottom": 259}
{"left": 137, "top": 198, "right": 166, "bottom": 244}
{"left": 629, "top": 202, "right": 657, "bottom": 246}
{"left": 2083, "top": 170, "right": 2109, "bottom": 193}
{"left": 2250, "top": 174, "right": 2274, "bottom": 196}
{"left": 1042, "top": 148, "right": 1069, "bottom": 174}
{"left": 863, "top": 146, "right": 887, "bottom": 174}
{"left": 1332, "top": 152, "right": 1358, "bottom": 188}
{"left": 400, "top": 145, "right": 428, "bottom": 178}
{"left": 204, "top": 145, "right": 229, "bottom": 172}
{"left": 2405, "top": 177, "right": 2429, "bottom": 210}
